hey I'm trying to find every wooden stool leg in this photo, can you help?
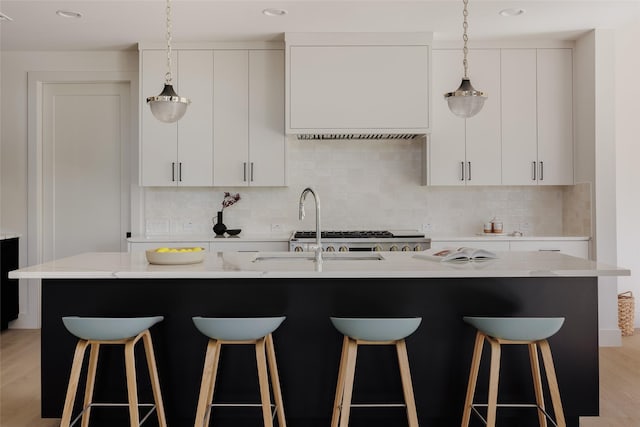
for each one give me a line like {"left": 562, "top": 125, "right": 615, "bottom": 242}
{"left": 124, "top": 338, "right": 140, "bottom": 427}
{"left": 486, "top": 337, "right": 502, "bottom": 427}
{"left": 256, "top": 338, "right": 274, "bottom": 427}
{"left": 338, "top": 338, "right": 358, "bottom": 427}
{"left": 396, "top": 340, "right": 419, "bottom": 427}
{"left": 80, "top": 343, "right": 100, "bottom": 427}
{"left": 266, "top": 334, "right": 287, "bottom": 427}
{"left": 142, "top": 330, "right": 167, "bottom": 427}
{"left": 331, "top": 336, "right": 350, "bottom": 427}
{"left": 539, "top": 340, "right": 566, "bottom": 427}
{"left": 528, "top": 343, "right": 547, "bottom": 427}
{"left": 461, "top": 331, "right": 485, "bottom": 427}
{"left": 60, "top": 340, "right": 90, "bottom": 427}
{"left": 194, "top": 339, "right": 221, "bottom": 427}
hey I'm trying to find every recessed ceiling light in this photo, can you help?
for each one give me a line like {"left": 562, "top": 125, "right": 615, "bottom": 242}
{"left": 0, "top": 12, "right": 14, "bottom": 21}
{"left": 499, "top": 8, "right": 526, "bottom": 17}
{"left": 56, "top": 10, "right": 82, "bottom": 19}
{"left": 262, "top": 8, "right": 288, "bottom": 17}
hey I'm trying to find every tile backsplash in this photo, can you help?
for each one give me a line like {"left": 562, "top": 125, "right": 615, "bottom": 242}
{"left": 143, "top": 138, "right": 591, "bottom": 237}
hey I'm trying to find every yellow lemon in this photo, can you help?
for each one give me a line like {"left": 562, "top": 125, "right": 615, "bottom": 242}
{"left": 155, "top": 247, "right": 170, "bottom": 253}
{"left": 169, "top": 249, "right": 178, "bottom": 253}
{"left": 192, "top": 247, "right": 203, "bottom": 252}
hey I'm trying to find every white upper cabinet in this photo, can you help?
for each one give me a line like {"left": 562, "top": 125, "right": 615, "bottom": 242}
{"left": 502, "top": 48, "right": 573, "bottom": 185}
{"left": 429, "top": 49, "right": 501, "bottom": 186}
{"left": 140, "top": 50, "right": 214, "bottom": 186}
{"left": 285, "top": 33, "right": 431, "bottom": 135}
{"left": 139, "top": 44, "right": 286, "bottom": 187}
{"left": 537, "top": 49, "right": 574, "bottom": 185}
{"left": 213, "top": 50, "right": 286, "bottom": 187}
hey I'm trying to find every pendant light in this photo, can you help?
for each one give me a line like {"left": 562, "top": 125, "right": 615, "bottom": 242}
{"left": 444, "top": 0, "right": 487, "bottom": 118}
{"left": 146, "top": 0, "right": 190, "bottom": 123}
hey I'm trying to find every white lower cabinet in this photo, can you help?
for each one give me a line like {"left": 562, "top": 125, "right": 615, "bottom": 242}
{"left": 509, "top": 240, "right": 589, "bottom": 259}
{"left": 211, "top": 241, "right": 289, "bottom": 252}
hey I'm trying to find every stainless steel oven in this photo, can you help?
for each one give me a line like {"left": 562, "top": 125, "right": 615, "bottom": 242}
{"left": 289, "top": 230, "right": 430, "bottom": 252}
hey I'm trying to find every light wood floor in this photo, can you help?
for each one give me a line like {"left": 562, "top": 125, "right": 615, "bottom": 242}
{"left": 1, "top": 329, "right": 638, "bottom": 427}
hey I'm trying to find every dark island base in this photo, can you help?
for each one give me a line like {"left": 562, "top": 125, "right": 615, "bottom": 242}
{"left": 42, "top": 276, "right": 598, "bottom": 427}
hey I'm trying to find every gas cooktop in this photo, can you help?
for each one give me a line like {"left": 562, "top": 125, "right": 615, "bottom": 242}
{"left": 293, "top": 230, "right": 397, "bottom": 239}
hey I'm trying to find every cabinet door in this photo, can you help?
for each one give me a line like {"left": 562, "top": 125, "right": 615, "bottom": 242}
{"left": 465, "top": 50, "right": 501, "bottom": 186}
{"left": 140, "top": 50, "right": 178, "bottom": 186}
{"left": 249, "top": 50, "right": 286, "bottom": 186}
{"left": 177, "top": 50, "right": 214, "bottom": 186}
{"left": 289, "top": 45, "right": 429, "bottom": 131}
{"left": 429, "top": 50, "right": 466, "bottom": 185}
{"left": 537, "top": 49, "right": 573, "bottom": 185}
{"left": 213, "top": 50, "right": 249, "bottom": 186}
{"left": 501, "top": 49, "right": 538, "bottom": 185}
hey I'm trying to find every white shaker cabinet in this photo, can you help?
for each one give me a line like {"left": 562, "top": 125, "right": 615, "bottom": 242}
{"left": 213, "top": 50, "right": 286, "bottom": 187}
{"left": 509, "top": 240, "right": 588, "bottom": 259}
{"left": 502, "top": 49, "right": 573, "bottom": 185}
{"left": 429, "top": 49, "right": 501, "bottom": 186}
{"left": 140, "top": 50, "right": 214, "bottom": 186}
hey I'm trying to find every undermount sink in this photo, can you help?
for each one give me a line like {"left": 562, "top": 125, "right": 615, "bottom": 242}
{"left": 253, "top": 252, "right": 385, "bottom": 262}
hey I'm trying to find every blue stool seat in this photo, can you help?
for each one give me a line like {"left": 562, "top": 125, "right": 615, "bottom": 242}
{"left": 192, "top": 316, "right": 286, "bottom": 341}
{"left": 463, "top": 316, "right": 564, "bottom": 341}
{"left": 330, "top": 317, "right": 421, "bottom": 341}
{"left": 62, "top": 316, "right": 164, "bottom": 341}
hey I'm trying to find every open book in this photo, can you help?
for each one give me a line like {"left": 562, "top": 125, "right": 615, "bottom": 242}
{"left": 414, "top": 247, "right": 498, "bottom": 262}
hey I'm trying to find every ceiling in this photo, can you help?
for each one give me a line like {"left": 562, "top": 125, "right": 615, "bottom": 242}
{"left": 1, "top": 1, "right": 640, "bottom": 51}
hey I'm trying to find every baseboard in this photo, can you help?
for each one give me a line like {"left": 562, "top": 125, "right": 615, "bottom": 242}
{"left": 599, "top": 328, "right": 622, "bottom": 347}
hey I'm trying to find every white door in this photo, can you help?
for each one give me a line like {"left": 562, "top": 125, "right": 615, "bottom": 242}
{"left": 42, "top": 82, "right": 130, "bottom": 260}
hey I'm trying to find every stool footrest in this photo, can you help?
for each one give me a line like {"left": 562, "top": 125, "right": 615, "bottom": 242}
{"left": 471, "top": 403, "right": 560, "bottom": 427}
{"left": 69, "top": 403, "right": 157, "bottom": 427}
{"left": 347, "top": 403, "right": 407, "bottom": 408}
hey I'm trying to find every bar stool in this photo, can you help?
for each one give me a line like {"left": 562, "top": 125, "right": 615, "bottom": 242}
{"left": 329, "top": 317, "right": 422, "bottom": 427}
{"left": 192, "top": 316, "right": 287, "bottom": 427}
{"left": 461, "top": 316, "right": 566, "bottom": 427}
{"left": 60, "top": 316, "right": 166, "bottom": 427}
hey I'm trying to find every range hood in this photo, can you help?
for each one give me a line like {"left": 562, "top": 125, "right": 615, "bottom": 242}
{"left": 285, "top": 33, "right": 432, "bottom": 140}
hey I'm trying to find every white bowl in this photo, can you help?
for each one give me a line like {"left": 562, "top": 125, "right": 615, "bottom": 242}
{"left": 145, "top": 248, "right": 206, "bottom": 265}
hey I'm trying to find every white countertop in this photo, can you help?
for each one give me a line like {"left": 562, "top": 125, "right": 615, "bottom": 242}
{"left": 430, "top": 235, "right": 590, "bottom": 241}
{"left": 9, "top": 251, "right": 628, "bottom": 280}
{"left": 128, "top": 233, "right": 291, "bottom": 243}
{"left": 0, "top": 232, "right": 21, "bottom": 241}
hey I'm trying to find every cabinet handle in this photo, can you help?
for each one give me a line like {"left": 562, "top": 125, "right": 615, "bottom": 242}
{"left": 250, "top": 162, "right": 254, "bottom": 182}
{"left": 539, "top": 161, "right": 544, "bottom": 181}
{"left": 532, "top": 161, "right": 537, "bottom": 181}
{"left": 539, "top": 249, "right": 560, "bottom": 252}
{"left": 172, "top": 162, "right": 176, "bottom": 182}
{"left": 460, "top": 162, "right": 465, "bottom": 181}
{"left": 179, "top": 162, "right": 182, "bottom": 182}
{"left": 467, "top": 162, "right": 471, "bottom": 181}
{"left": 243, "top": 162, "right": 247, "bottom": 182}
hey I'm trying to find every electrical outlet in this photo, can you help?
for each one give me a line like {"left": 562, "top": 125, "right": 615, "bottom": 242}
{"left": 422, "top": 223, "right": 433, "bottom": 233}
{"left": 271, "top": 223, "right": 284, "bottom": 232}
{"left": 520, "top": 222, "right": 530, "bottom": 232}
{"left": 183, "top": 219, "right": 194, "bottom": 232}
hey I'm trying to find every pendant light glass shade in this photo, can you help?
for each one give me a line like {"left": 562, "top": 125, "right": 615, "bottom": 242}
{"left": 445, "top": 78, "right": 486, "bottom": 118}
{"left": 146, "top": 0, "right": 190, "bottom": 123}
{"left": 445, "top": 0, "right": 487, "bottom": 119}
{"left": 147, "top": 84, "right": 190, "bottom": 123}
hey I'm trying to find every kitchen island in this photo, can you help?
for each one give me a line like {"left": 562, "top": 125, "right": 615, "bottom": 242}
{"left": 10, "top": 251, "right": 629, "bottom": 427}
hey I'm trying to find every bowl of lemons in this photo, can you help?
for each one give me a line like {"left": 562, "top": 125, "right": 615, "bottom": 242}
{"left": 145, "top": 247, "right": 206, "bottom": 265}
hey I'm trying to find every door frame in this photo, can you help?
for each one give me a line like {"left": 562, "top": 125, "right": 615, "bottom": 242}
{"left": 22, "top": 71, "right": 140, "bottom": 328}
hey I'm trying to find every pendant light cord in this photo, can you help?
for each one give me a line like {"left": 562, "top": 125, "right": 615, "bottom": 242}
{"left": 462, "top": 0, "right": 469, "bottom": 79}
{"left": 165, "top": 0, "right": 173, "bottom": 85}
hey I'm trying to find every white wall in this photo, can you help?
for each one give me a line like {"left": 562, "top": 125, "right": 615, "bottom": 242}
{"left": 615, "top": 22, "right": 640, "bottom": 327}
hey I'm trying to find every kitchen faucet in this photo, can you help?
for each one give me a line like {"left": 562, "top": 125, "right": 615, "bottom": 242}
{"left": 299, "top": 187, "right": 322, "bottom": 263}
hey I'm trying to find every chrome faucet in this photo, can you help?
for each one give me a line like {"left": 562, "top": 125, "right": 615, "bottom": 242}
{"left": 299, "top": 187, "right": 322, "bottom": 263}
